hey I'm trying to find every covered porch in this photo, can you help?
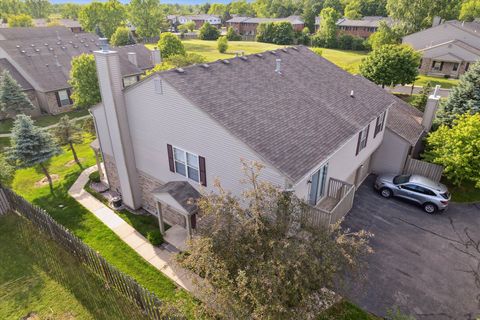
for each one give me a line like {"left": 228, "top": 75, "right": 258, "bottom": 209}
{"left": 304, "top": 178, "right": 356, "bottom": 227}
{"left": 153, "top": 181, "right": 200, "bottom": 251}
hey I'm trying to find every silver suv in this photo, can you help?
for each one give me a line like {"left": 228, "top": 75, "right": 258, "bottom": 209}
{"left": 374, "top": 174, "right": 451, "bottom": 214}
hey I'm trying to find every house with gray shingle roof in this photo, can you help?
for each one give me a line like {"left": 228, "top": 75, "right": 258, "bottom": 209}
{"left": 402, "top": 20, "right": 480, "bottom": 78}
{"left": 90, "top": 43, "right": 428, "bottom": 237}
{"left": 226, "top": 16, "right": 305, "bottom": 36}
{"left": 315, "top": 16, "right": 391, "bottom": 38}
{"left": 0, "top": 26, "right": 158, "bottom": 118}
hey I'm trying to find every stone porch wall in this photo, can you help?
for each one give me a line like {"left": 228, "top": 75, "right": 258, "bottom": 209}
{"left": 103, "top": 154, "right": 121, "bottom": 193}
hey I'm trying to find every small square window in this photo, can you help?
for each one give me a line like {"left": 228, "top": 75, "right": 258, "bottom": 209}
{"left": 57, "top": 90, "right": 71, "bottom": 107}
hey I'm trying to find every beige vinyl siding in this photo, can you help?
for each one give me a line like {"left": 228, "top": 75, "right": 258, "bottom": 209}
{"left": 294, "top": 112, "right": 386, "bottom": 201}
{"left": 91, "top": 103, "right": 113, "bottom": 157}
{"left": 370, "top": 128, "right": 411, "bottom": 174}
{"left": 124, "top": 76, "right": 287, "bottom": 198}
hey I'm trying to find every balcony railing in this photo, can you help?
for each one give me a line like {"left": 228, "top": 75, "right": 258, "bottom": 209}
{"left": 303, "top": 178, "right": 355, "bottom": 227}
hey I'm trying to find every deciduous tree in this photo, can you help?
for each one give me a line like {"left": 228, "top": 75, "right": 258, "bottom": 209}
{"left": 360, "top": 44, "right": 420, "bottom": 88}
{"left": 78, "top": 0, "right": 126, "bottom": 39}
{"left": 25, "top": 0, "right": 51, "bottom": 18}
{"left": 128, "top": 0, "right": 168, "bottom": 41}
{"left": 180, "top": 161, "right": 373, "bottom": 319}
{"left": 459, "top": 0, "right": 480, "bottom": 22}
{"left": 157, "top": 32, "right": 186, "bottom": 58}
{"left": 367, "top": 21, "right": 402, "bottom": 50}
{"left": 69, "top": 54, "right": 101, "bottom": 108}
{"left": 226, "top": 26, "right": 241, "bottom": 41}
{"left": 0, "top": 0, "right": 26, "bottom": 21}
{"left": 0, "top": 154, "right": 14, "bottom": 188}
{"left": 7, "top": 115, "right": 62, "bottom": 193}
{"left": 423, "top": 114, "right": 480, "bottom": 188}
{"left": 110, "top": 26, "right": 135, "bottom": 46}
{"left": 0, "top": 70, "right": 34, "bottom": 117}
{"left": 316, "top": 7, "right": 340, "bottom": 48}
{"left": 52, "top": 115, "right": 84, "bottom": 169}
{"left": 436, "top": 62, "right": 480, "bottom": 126}
{"left": 199, "top": 22, "right": 221, "bottom": 40}
{"left": 344, "top": 0, "right": 362, "bottom": 19}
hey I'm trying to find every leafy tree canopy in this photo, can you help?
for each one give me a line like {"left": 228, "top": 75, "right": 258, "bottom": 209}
{"left": 78, "top": 0, "right": 126, "bottom": 39}
{"left": 226, "top": 26, "right": 242, "bottom": 41}
{"left": 257, "top": 21, "right": 295, "bottom": 45}
{"left": 128, "top": 0, "right": 168, "bottom": 41}
{"left": 423, "top": 114, "right": 480, "bottom": 188}
{"left": 25, "top": 0, "right": 51, "bottom": 18}
{"left": 367, "top": 21, "right": 403, "bottom": 50}
{"left": 199, "top": 22, "right": 221, "bottom": 40}
{"left": 459, "top": 0, "right": 480, "bottom": 22}
{"left": 344, "top": 0, "right": 362, "bottom": 19}
{"left": 69, "top": 54, "right": 101, "bottom": 108}
{"left": 0, "top": 0, "right": 26, "bottom": 21}
{"left": 436, "top": 61, "right": 480, "bottom": 126}
{"left": 110, "top": 26, "right": 135, "bottom": 46}
{"left": 0, "top": 153, "right": 14, "bottom": 188}
{"left": 52, "top": 115, "right": 84, "bottom": 169}
{"left": 157, "top": 32, "right": 186, "bottom": 58}
{"left": 180, "top": 161, "right": 373, "bottom": 319}
{"left": 7, "top": 13, "right": 33, "bottom": 27}
{"left": 360, "top": 44, "right": 420, "bottom": 87}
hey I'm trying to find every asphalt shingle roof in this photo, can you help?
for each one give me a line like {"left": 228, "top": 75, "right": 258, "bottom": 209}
{"left": 0, "top": 27, "right": 153, "bottom": 92}
{"left": 387, "top": 97, "right": 425, "bottom": 146}
{"left": 157, "top": 46, "right": 396, "bottom": 182}
{"left": 153, "top": 181, "right": 200, "bottom": 215}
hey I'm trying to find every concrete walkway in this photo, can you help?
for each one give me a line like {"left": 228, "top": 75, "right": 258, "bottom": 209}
{"left": 0, "top": 115, "right": 90, "bottom": 138}
{"left": 68, "top": 165, "right": 198, "bottom": 294}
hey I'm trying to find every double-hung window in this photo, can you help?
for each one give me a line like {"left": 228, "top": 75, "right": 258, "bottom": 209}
{"left": 173, "top": 147, "right": 200, "bottom": 183}
{"left": 374, "top": 111, "right": 386, "bottom": 137}
{"left": 56, "top": 89, "right": 72, "bottom": 107}
{"left": 356, "top": 125, "right": 369, "bottom": 155}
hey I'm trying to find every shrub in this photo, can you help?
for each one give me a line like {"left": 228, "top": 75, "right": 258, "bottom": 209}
{"left": 226, "top": 26, "right": 241, "bottom": 41}
{"left": 295, "top": 27, "right": 310, "bottom": 45}
{"left": 110, "top": 26, "right": 135, "bottom": 46}
{"left": 199, "top": 22, "right": 220, "bottom": 40}
{"left": 89, "top": 171, "right": 101, "bottom": 183}
{"left": 256, "top": 21, "right": 294, "bottom": 45}
{"left": 217, "top": 36, "right": 228, "bottom": 53}
{"left": 146, "top": 231, "right": 163, "bottom": 246}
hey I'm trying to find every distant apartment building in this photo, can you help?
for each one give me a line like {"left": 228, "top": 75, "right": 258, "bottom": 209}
{"left": 167, "top": 14, "right": 222, "bottom": 30}
{"left": 403, "top": 20, "right": 480, "bottom": 78}
{"left": 226, "top": 16, "right": 305, "bottom": 36}
{"left": 315, "top": 16, "right": 391, "bottom": 38}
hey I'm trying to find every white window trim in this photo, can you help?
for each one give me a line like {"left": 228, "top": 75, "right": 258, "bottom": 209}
{"left": 375, "top": 111, "right": 386, "bottom": 136}
{"left": 173, "top": 146, "right": 200, "bottom": 183}
{"left": 359, "top": 126, "right": 368, "bottom": 151}
{"left": 57, "top": 89, "right": 70, "bottom": 107}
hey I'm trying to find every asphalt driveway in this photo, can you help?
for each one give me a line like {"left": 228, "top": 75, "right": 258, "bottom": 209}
{"left": 341, "top": 175, "right": 480, "bottom": 320}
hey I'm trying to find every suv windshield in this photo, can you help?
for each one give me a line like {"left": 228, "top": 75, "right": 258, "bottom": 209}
{"left": 393, "top": 175, "right": 411, "bottom": 185}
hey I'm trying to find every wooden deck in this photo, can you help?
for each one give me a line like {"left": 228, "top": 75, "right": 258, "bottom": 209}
{"left": 317, "top": 196, "right": 339, "bottom": 212}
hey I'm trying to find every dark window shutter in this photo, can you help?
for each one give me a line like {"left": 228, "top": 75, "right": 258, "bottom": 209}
{"left": 55, "top": 91, "right": 61, "bottom": 107}
{"left": 374, "top": 116, "right": 380, "bottom": 138}
{"left": 67, "top": 89, "right": 73, "bottom": 105}
{"left": 355, "top": 131, "right": 362, "bottom": 156}
{"left": 440, "top": 62, "right": 444, "bottom": 71}
{"left": 167, "top": 144, "right": 175, "bottom": 172}
{"left": 199, "top": 156, "right": 207, "bottom": 187}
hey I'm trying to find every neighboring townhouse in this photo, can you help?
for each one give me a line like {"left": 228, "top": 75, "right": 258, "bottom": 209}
{"left": 0, "top": 27, "right": 157, "bottom": 117}
{"left": 171, "top": 15, "right": 222, "bottom": 29}
{"left": 315, "top": 16, "right": 391, "bottom": 38}
{"left": 90, "top": 42, "right": 430, "bottom": 237}
{"left": 403, "top": 20, "right": 480, "bottom": 78}
{"left": 33, "top": 18, "right": 84, "bottom": 33}
{"left": 226, "top": 16, "right": 305, "bottom": 36}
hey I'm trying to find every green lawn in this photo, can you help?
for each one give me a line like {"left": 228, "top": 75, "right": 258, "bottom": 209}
{"left": 414, "top": 75, "right": 458, "bottom": 89}
{"left": 0, "top": 108, "right": 90, "bottom": 134}
{"left": 9, "top": 136, "right": 197, "bottom": 318}
{"left": 318, "top": 48, "right": 368, "bottom": 74}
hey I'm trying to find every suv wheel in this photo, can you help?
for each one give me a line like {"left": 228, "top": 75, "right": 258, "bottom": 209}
{"left": 423, "top": 203, "right": 438, "bottom": 214}
{"left": 380, "top": 187, "right": 392, "bottom": 198}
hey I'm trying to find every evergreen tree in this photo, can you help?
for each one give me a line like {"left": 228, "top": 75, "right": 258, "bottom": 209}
{"left": 7, "top": 115, "right": 62, "bottom": 193}
{"left": 52, "top": 115, "right": 84, "bottom": 169}
{"left": 0, "top": 70, "right": 34, "bottom": 118}
{"left": 437, "top": 61, "right": 480, "bottom": 126}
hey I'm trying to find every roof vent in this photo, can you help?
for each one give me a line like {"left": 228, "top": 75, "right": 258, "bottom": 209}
{"left": 69, "top": 41, "right": 73, "bottom": 44}
{"left": 54, "top": 55, "right": 61, "bottom": 67}
{"left": 240, "top": 56, "right": 248, "bottom": 61}
{"left": 269, "top": 50, "right": 277, "bottom": 55}
{"left": 56, "top": 41, "right": 61, "bottom": 45}
{"left": 256, "top": 53, "right": 263, "bottom": 58}
{"left": 16, "top": 45, "right": 20, "bottom": 48}
{"left": 80, "top": 39, "right": 85, "bottom": 43}
{"left": 44, "top": 43, "right": 48, "bottom": 46}
{"left": 201, "top": 64, "right": 209, "bottom": 68}
{"left": 291, "top": 46, "right": 298, "bottom": 51}
{"left": 49, "top": 47, "right": 53, "bottom": 51}
{"left": 176, "top": 68, "right": 185, "bottom": 73}
{"left": 21, "top": 50, "right": 26, "bottom": 54}
{"left": 85, "top": 43, "right": 89, "bottom": 47}
{"left": 30, "top": 44, "right": 35, "bottom": 47}
{"left": 222, "top": 59, "right": 230, "bottom": 64}
{"left": 90, "top": 39, "right": 95, "bottom": 42}
{"left": 281, "top": 48, "right": 288, "bottom": 52}
{"left": 61, "top": 46, "right": 66, "bottom": 50}
{"left": 275, "top": 58, "right": 281, "bottom": 74}
{"left": 350, "top": 90, "right": 354, "bottom": 97}
{"left": 35, "top": 48, "right": 40, "bottom": 52}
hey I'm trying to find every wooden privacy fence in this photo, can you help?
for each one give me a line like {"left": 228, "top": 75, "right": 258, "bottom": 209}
{"left": 403, "top": 157, "right": 443, "bottom": 182}
{"left": 0, "top": 186, "right": 167, "bottom": 320}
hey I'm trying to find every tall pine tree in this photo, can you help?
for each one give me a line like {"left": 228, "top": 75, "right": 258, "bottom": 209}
{"left": 0, "top": 70, "right": 34, "bottom": 117}
{"left": 53, "top": 115, "right": 84, "bottom": 169}
{"left": 437, "top": 62, "right": 480, "bottom": 126}
{"left": 8, "top": 115, "right": 62, "bottom": 193}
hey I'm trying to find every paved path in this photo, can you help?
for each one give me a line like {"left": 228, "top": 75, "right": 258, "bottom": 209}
{"left": 68, "top": 165, "right": 199, "bottom": 294}
{"left": 341, "top": 176, "right": 480, "bottom": 319}
{"left": 0, "top": 115, "right": 90, "bottom": 138}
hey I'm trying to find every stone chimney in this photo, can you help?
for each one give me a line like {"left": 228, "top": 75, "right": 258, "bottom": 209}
{"left": 151, "top": 47, "right": 162, "bottom": 65}
{"left": 127, "top": 52, "right": 138, "bottom": 67}
{"left": 422, "top": 85, "right": 441, "bottom": 132}
{"left": 94, "top": 38, "right": 142, "bottom": 209}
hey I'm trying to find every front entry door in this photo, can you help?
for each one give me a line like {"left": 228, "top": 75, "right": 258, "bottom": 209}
{"left": 309, "top": 164, "right": 328, "bottom": 205}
